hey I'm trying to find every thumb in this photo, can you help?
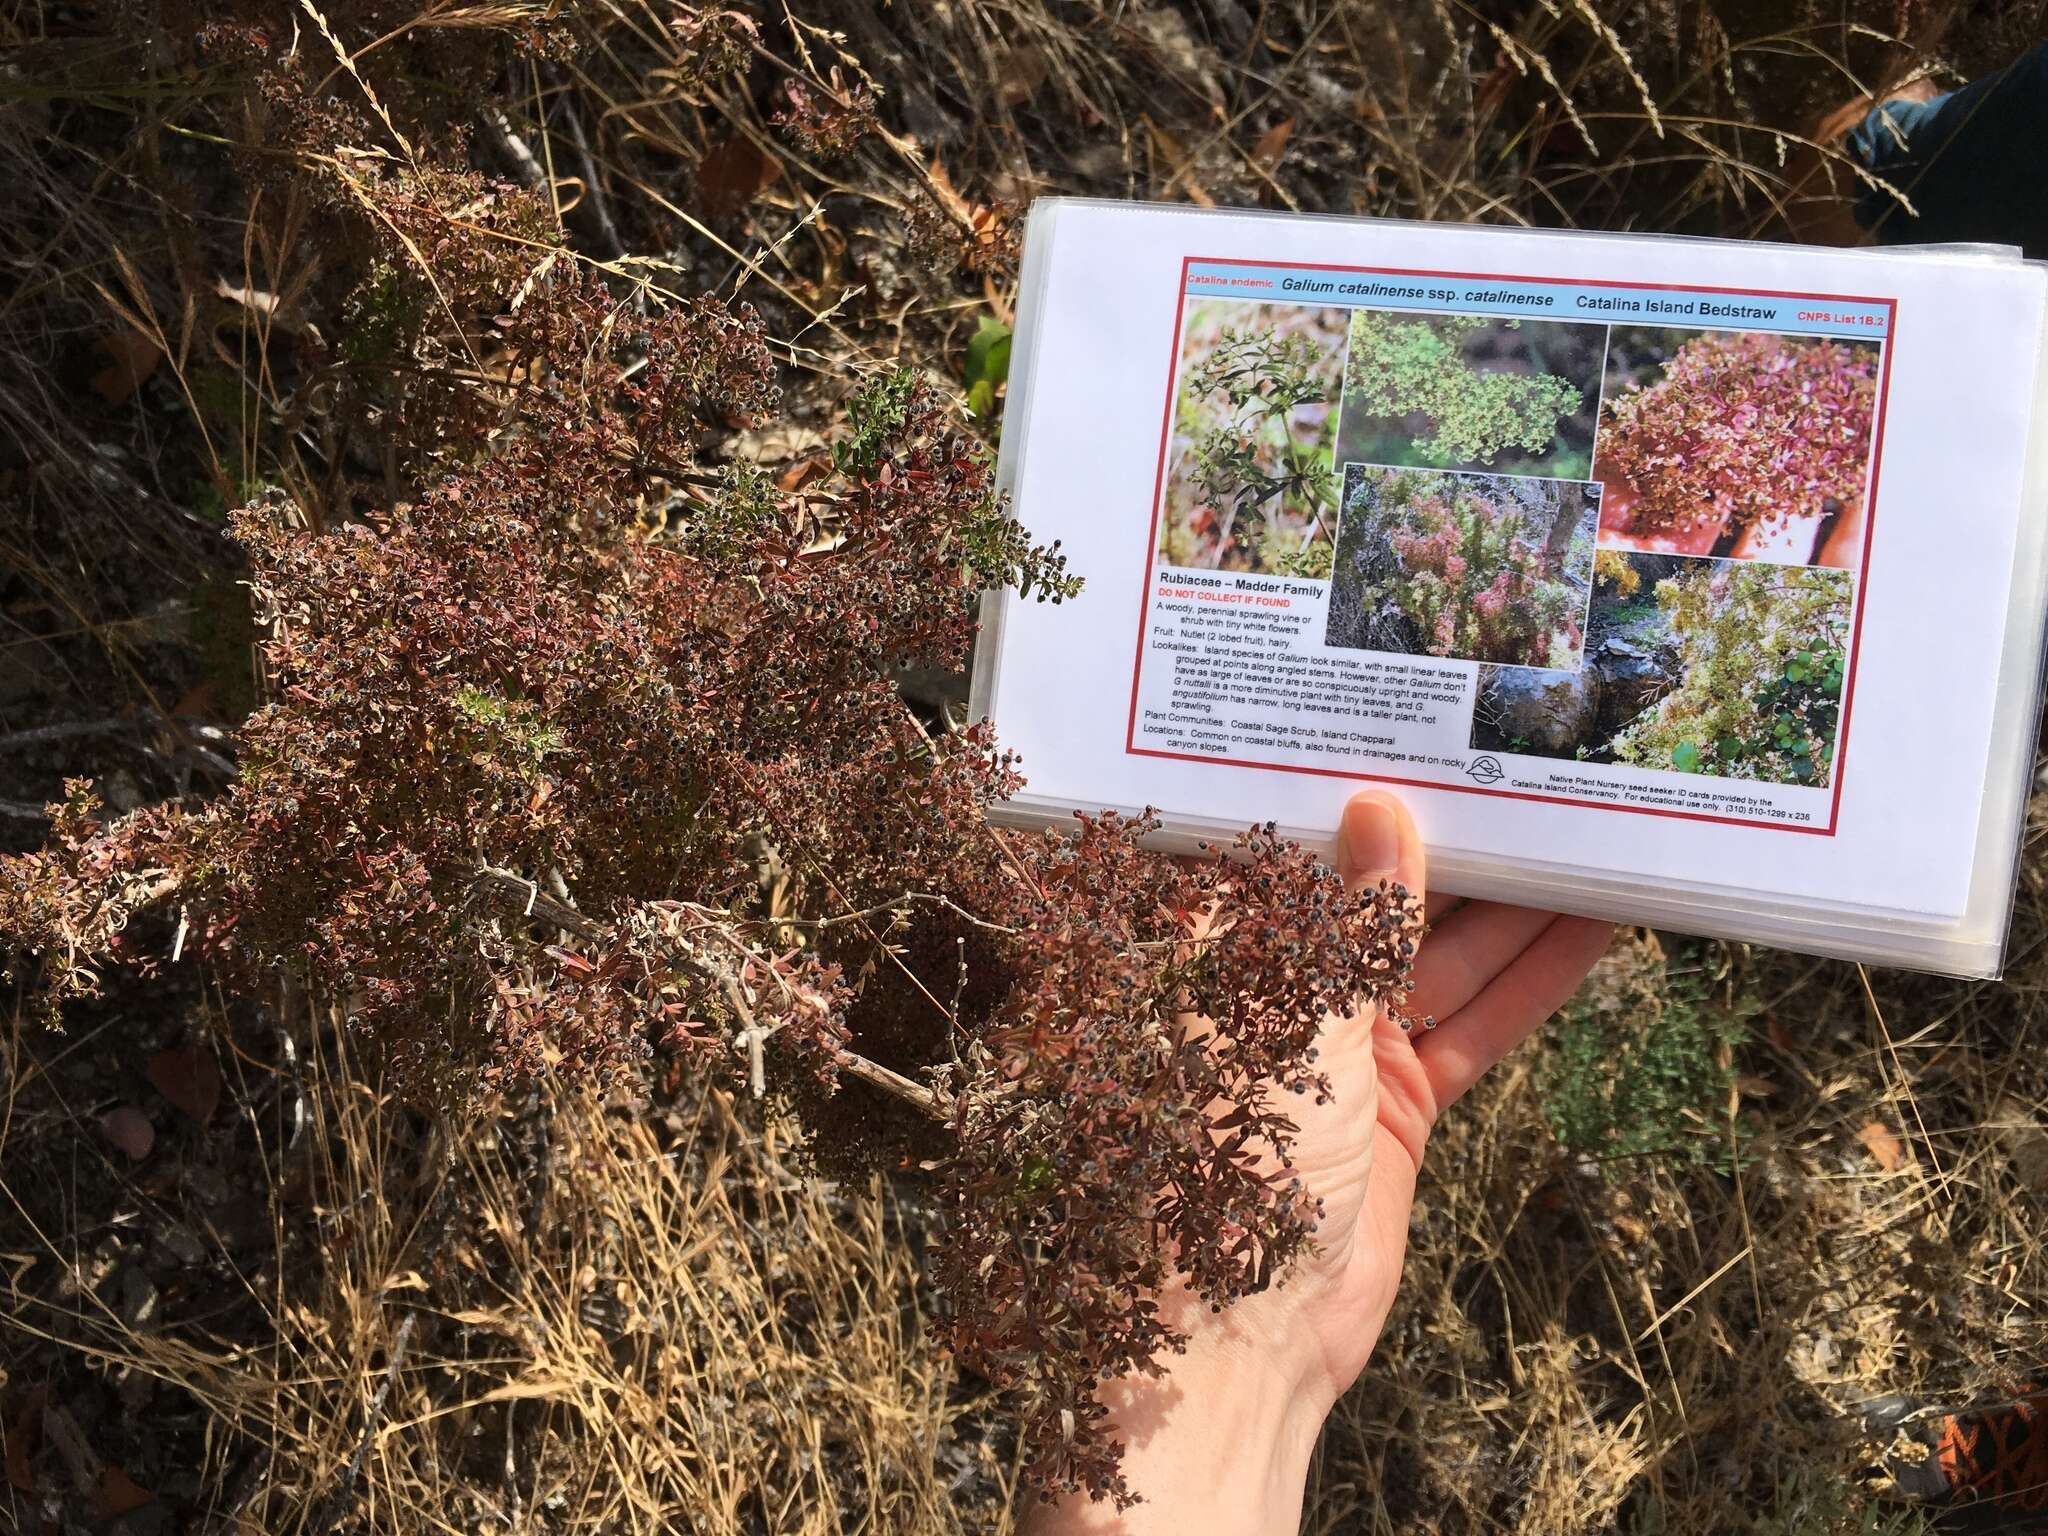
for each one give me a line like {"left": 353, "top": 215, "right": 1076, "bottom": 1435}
{"left": 1335, "top": 790, "right": 1426, "bottom": 901}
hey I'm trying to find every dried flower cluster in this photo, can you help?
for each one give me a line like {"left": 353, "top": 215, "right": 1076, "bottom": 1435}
{"left": 1599, "top": 332, "right": 1878, "bottom": 543}
{"left": 938, "top": 815, "right": 1421, "bottom": 1501}
{"left": 666, "top": 6, "right": 757, "bottom": 93}
{"left": 1344, "top": 312, "right": 1582, "bottom": 466}
{"left": 773, "top": 70, "right": 880, "bottom": 157}
{"left": 902, "top": 190, "right": 1024, "bottom": 279}
{"left": 0, "top": 51, "right": 1423, "bottom": 1507}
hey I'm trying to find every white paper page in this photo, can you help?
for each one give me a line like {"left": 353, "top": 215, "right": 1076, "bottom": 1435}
{"left": 984, "top": 202, "right": 2048, "bottom": 925}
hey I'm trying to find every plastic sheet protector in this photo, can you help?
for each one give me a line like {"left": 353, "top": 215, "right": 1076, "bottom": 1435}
{"left": 972, "top": 199, "right": 2048, "bottom": 977}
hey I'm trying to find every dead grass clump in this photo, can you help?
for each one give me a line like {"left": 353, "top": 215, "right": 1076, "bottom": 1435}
{"left": 1, "top": 1003, "right": 1012, "bottom": 1533}
{"left": 1306, "top": 900, "right": 2048, "bottom": 1533}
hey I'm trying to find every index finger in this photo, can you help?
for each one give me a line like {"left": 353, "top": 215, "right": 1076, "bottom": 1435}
{"left": 1413, "top": 915, "right": 1615, "bottom": 1108}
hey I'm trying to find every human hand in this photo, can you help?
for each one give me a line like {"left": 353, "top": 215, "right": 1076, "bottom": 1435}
{"left": 1027, "top": 790, "right": 1614, "bottom": 1534}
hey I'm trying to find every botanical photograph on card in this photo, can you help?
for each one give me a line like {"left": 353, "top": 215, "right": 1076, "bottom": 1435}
{"left": 1325, "top": 464, "right": 1597, "bottom": 669}
{"left": 1333, "top": 311, "right": 1605, "bottom": 479}
{"left": 1156, "top": 300, "right": 1346, "bottom": 576}
{"left": 1471, "top": 551, "right": 1852, "bottom": 786}
{"left": 1593, "top": 326, "right": 1880, "bottom": 569}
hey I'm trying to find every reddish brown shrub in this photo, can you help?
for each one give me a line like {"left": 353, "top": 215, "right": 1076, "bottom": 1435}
{"left": 0, "top": 43, "right": 1419, "bottom": 1507}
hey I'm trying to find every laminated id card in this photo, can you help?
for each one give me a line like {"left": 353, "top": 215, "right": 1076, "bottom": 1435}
{"left": 971, "top": 198, "right": 2048, "bottom": 978}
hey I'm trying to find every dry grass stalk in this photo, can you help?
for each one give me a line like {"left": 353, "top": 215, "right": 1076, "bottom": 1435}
{"left": 1, "top": 1002, "right": 1015, "bottom": 1532}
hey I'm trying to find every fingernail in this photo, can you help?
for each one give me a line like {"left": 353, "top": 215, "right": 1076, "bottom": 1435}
{"left": 1340, "top": 798, "right": 1400, "bottom": 880}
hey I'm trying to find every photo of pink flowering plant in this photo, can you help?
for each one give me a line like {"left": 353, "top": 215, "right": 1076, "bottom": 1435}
{"left": 1593, "top": 327, "right": 1879, "bottom": 569}
{"left": 1325, "top": 464, "right": 1597, "bottom": 669}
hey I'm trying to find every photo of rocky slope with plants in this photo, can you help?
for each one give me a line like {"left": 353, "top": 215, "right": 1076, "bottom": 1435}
{"left": 1473, "top": 551, "right": 1852, "bottom": 789}
{"left": 1328, "top": 466, "right": 1597, "bottom": 669}
{"left": 1611, "top": 559, "right": 1851, "bottom": 785}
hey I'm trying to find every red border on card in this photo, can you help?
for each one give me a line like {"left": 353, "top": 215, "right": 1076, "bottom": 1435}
{"left": 1123, "top": 255, "right": 1900, "bottom": 837}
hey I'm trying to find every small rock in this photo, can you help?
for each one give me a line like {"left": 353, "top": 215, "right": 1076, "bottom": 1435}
{"left": 146, "top": 1041, "right": 221, "bottom": 1125}
{"left": 99, "top": 769, "right": 144, "bottom": 813}
{"left": 154, "top": 1221, "right": 207, "bottom": 1268}
{"left": 1592, "top": 649, "right": 1673, "bottom": 738}
{"left": 100, "top": 1107, "right": 154, "bottom": 1162}
{"left": 118, "top": 1263, "right": 160, "bottom": 1329}
{"left": 107, "top": 1499, "right": 172, "bottom": 1536}
{"left": 1479, "top": 666, "right": 1601, "bottom": 757}
{"left": 182, "top": 1160, "right": 232, "bottom": 1207}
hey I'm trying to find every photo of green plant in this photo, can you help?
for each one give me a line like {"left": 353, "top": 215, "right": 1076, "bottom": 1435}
{"left": 1156, "top": 300, "right": 1346, "bottom": 575}
{"left": 1325, "top": 464, "right": 1597, "bottom": 669}
{"left": 1333, "top": 312, "right": 1606, "bottom": 479}
{"left": 1594, "top": 327, "right": 1880, "bottom": 568}
{"left": 1471, "top": 551, "right": 1853, "bottom": 787}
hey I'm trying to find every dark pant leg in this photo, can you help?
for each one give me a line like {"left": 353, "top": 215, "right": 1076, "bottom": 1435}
{"left": 1847, "top": 43, "right": 2048, "bottom": 258}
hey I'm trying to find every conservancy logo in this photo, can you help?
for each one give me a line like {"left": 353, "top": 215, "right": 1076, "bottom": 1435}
{"left": 1465, "top": 755, "right": 1505, "bottom": 785}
